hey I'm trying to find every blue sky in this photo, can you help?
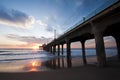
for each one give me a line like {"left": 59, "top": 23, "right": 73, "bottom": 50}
{"left": 0, "top": 0, "right": 116, "bottom": 49}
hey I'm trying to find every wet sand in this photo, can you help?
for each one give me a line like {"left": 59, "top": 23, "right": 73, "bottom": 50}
{"left": 0, "top": 55, "right": 120, "bottom": 80}
{"left": 0, "top": 65, "right": 120, "bottom": 80}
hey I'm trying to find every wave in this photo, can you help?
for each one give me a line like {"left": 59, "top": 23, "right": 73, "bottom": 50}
{"left": 0, "top": 53, "right": 44, "bottom": 55}
{"left": 0, "top": 56, "right": 55, "bottom": 62}
{"left": 0, "top": 48, "right": 117, "bottom": 62}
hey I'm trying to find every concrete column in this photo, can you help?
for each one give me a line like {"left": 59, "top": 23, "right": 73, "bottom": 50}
{"left": 61, "top": 44, "right": 64, "bottom": 55}
{"left": 47, "top": 46, "right": 49, "bottom": 51}
{"left": 66, "top": 39, "right": 72, "bottom": 68}
{"left": 51, "top": 46, "right": 52, "bottom": 53}
{"left": 50, "top": 46, "right": 52, "bottom": 53}
{"left": 45, "top": 46, "right": 47, "bottom": 51}
{"left": 113, "top": 34, "right": 120, "bottom": 61}
{"left": 53, "top": 45, "right": 56, "bottom": 55}
{"left": 58, "top": 44, "right": 60, "bottom": 56}
{"left": 44, "top": 46, "right": 47, "bottom": 51}
{"left": 51, "top": 46, "right": 53, "bottom": 53}
{"left": 94, "top": 32, "right": 106, "bottom": 67}
{"left": 44, "top": 46, "right": 46, "bottom": 51}
{"left": 80, "top": 40, "right": 87, "bottom": 65}
{"left": 43, "top": 47, "right": 45, "bottom": 51}
{"left": 66, "top": 39, "right": 71, "bottom": 57}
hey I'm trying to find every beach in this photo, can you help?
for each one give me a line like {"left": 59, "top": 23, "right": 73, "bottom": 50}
{"left": 0, "top": 55, "right": 120, "bottom": 80}
{"left": 0, "top": 65, "right": 120, "bottom": 80}
{"left": 0, "top": 48, "right": 120, "bottom": 80}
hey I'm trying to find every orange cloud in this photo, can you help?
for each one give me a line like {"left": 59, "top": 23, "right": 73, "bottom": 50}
{"left": 0, "top": 34, "right": 52, "bottom": 49}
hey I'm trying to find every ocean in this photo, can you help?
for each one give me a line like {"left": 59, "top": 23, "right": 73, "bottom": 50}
{"left": 0, "top": 48, "right": 117, "bottom": 72}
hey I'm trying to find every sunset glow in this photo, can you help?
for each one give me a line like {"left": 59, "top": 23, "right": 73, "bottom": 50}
{"left": 32, "top": 46, "right": 39, "bottom": 50}
{"left": 31, "top": 44, "right": 42, "bottom": 50}
{"left": 29, "top": 67, "right": 37, "bottom": 72}
{"left": 31, "top": 61, "right": 41, "bottom": 67}
{"left": 28, "top": 61, "right": 42, "bottom": 72}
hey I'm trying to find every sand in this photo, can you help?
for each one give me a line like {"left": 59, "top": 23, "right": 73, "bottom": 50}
{"left": 0, "top": 55, "right": 120, "bottom": 80}
{"left": 0, "top": 65, "right": 120, "bottom": 80}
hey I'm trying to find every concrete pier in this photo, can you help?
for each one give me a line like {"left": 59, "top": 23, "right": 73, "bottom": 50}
{"left": 43, "top": 1, "right": 120, "bottom": 67}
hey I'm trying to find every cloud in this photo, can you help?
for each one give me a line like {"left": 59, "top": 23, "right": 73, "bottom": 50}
{"left": 36, "top": 19, "right": 54, "bottom": 32}
{"left": 37, "top": 14, "right": 63, "bottom": 33}
{"left": 74, "top": 0, "right": 83, "bottom": 7}
{"left": 45, "top": 16, "right": 49, "bottom": 20}
{"left": 6, "top": 34, "right": 53, "bottom": 45}
{"left": 36, "top": 20, "right": 47, "bottom": 27}
{"left": 0, "top": 7, "right": 35, "bottom": 29}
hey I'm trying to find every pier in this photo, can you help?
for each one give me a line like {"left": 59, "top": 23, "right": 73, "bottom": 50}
{"left": 43, "top": 0, "right": 120, "bottom": 67}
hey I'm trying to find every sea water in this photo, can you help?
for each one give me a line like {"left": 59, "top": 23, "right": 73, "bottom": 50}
{"left": 0, "top": 48, "right": 117, "bottom": 72}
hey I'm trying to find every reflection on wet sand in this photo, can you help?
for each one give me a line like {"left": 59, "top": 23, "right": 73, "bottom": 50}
{"left": 46, "top": 56, "right": 72, "bottom": 69}
{"left": 61, "top": 57, "right": 64, "bottom": 68}
{"left": 23, "top": 60, "right": 44, "bottom": 72}
{"left": 67, "top": 56, "right": 72, "bottom": 68}
{"left": 20, "top": 56, "right": 120, "bottom": 72}
{"left": 0, "top": 56, "right": 98, "bottom": 72}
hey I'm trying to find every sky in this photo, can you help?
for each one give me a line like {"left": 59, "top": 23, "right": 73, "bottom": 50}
{"left": 0, "top": 0, "right": 117, "bottom": 49}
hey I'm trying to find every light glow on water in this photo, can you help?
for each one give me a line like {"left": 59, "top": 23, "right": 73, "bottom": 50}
{"left": 26, "top": 60, "right": 42, "bottom": 72}
{"left": 31, "top": 61, "right": 41, "bottom": 67}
